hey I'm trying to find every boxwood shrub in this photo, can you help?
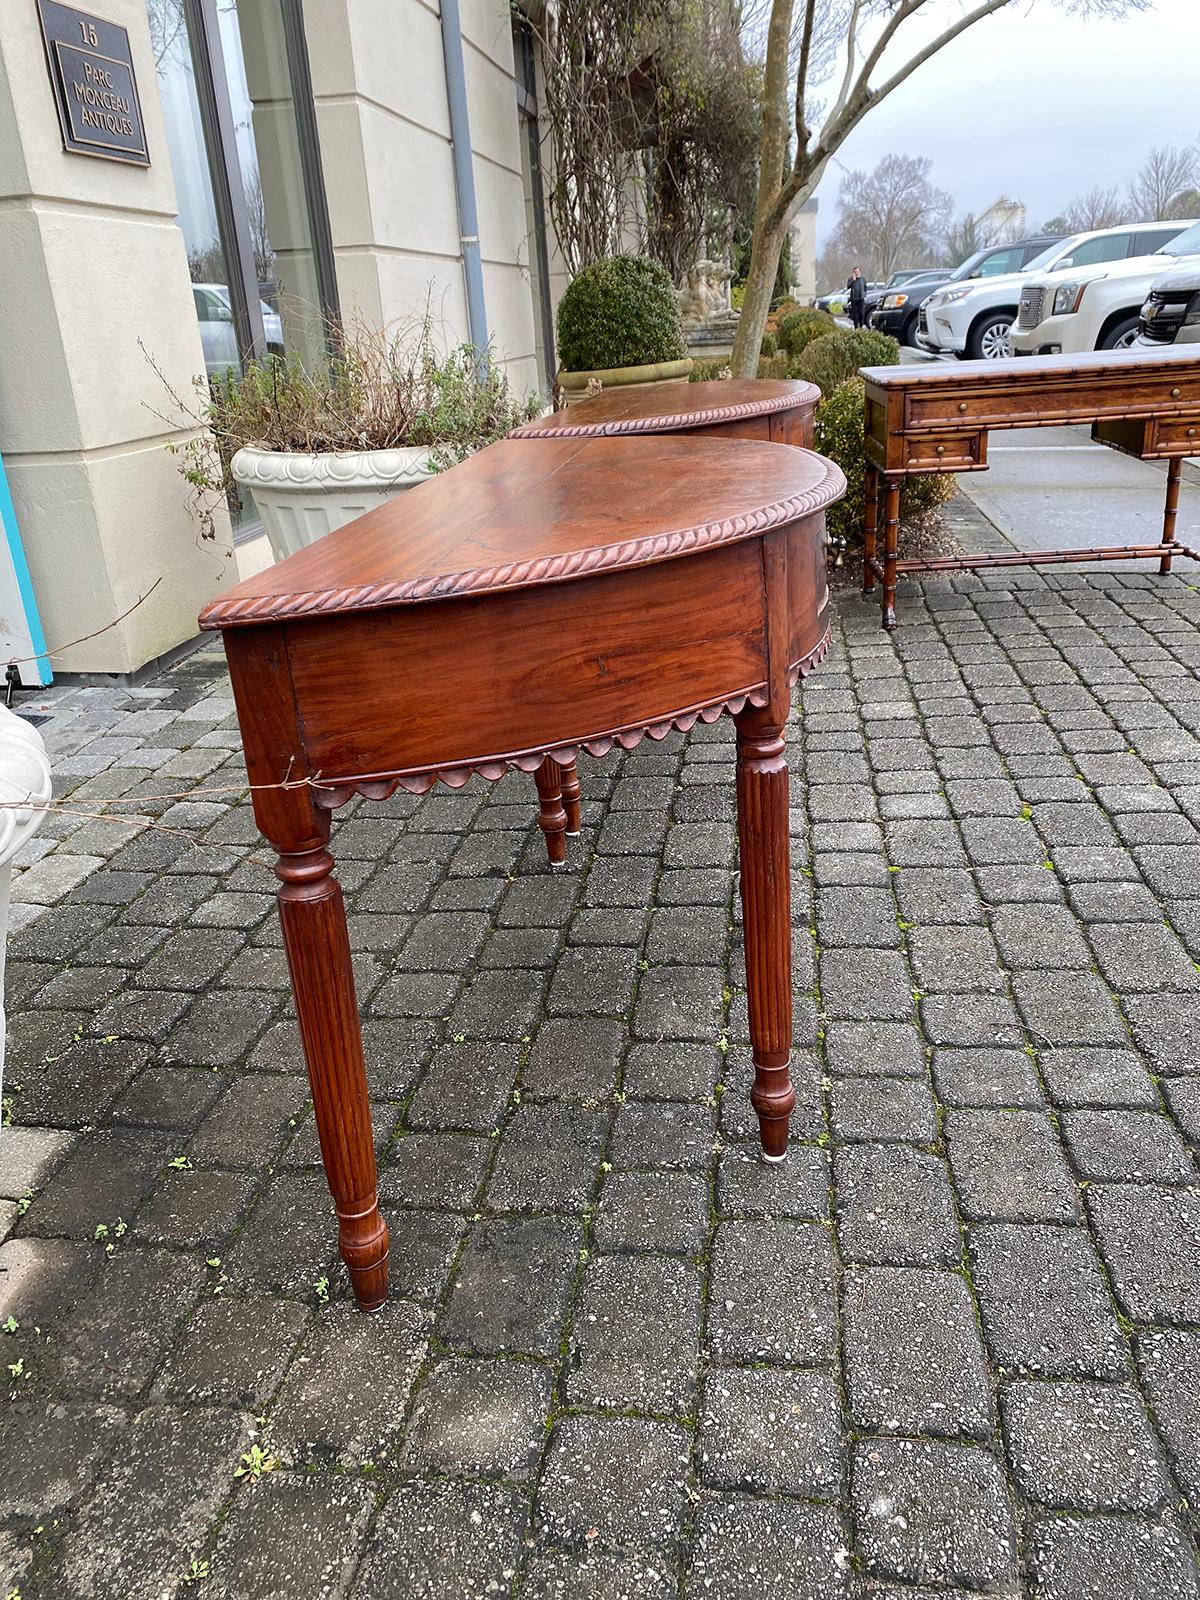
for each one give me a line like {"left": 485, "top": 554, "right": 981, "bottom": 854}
{"left": 794, "top": 327, "right": 900, "bottom": 397}
{"left": 556, "top": 255, "right": 686, "bottom": 374}
{"left": 776, "top": 306, "right": 837, "bottom": 357}
{"left": 817, "top": 376, "right": 954, "bottom": 547}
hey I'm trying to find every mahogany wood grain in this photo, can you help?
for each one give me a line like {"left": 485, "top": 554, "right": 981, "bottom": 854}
{"left": 860, "top": 347, "right": 1200, "bottom": 630}
{"left": 206, "top": 434, "right": 845, "bottom": 1308}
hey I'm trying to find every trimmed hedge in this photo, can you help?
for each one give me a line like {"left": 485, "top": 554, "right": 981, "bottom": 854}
{"left": 776, "top": 306, "right": 837, "bottom": 358}
{"left": 556, "top": 255, "right": 686, "bottom": 374}
{"left": 794, "top": 327, "right": 900, "bottom": 397}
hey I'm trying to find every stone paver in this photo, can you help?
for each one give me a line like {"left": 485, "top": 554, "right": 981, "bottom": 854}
{"left": 5, "top": 557, "right": 1200, "bottom": 1594}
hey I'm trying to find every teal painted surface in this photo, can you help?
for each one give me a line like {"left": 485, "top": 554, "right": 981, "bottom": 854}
{"left": 0, "top": 454, "right": 51, "bottom": 688}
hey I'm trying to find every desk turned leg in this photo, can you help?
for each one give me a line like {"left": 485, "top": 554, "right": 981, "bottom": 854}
{"left": 735, "top": 705, "right": 795, "bottom": 1161}
{"left": 881, "top": 477, "right": 901, "bottom": 631}
{"left": 534, "top": 758, "right": 569, "bottom": 866}
{"left": 558, "top": 757, "right": 583, "bottom": 836}
{"left": 276, "top": 844, "right": 389, "bottom": 1311}
{"left": 1162, "top": 457, "right": 1183, "bottom": 575}
{"left": 863, "top": 463, "right": 879, "bottom": 594}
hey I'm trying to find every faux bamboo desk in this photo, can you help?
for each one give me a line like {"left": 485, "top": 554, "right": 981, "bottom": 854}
{"left": 861, "top": 346, "right": 1200, "bottom": 628}
{"left": 511, "top": 379, "right": 820, "bottom": 861}
{"left": 200, "top": 434, "right": 845, "bottom": 1309}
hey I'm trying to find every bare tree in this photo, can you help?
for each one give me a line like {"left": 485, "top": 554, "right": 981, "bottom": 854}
{"left": 244, "top": 169, "right": 276, "bottom": 286}
{"left": 146, "top": 0, "right": 187, "bottom": 68}
{"left": 1127, "top": 144, "right": 1198, "bottom": 221}
{"left": 529, "top": 0, "right": 761, "bottom": 280}
{"left": 730, "top": 0, "right": 1148, "bottom": 377}
{"left": 1059, "top": 185, "right": 1130, "bottom": 231}
{"left": 821, "top": 154, "right": 950, "bottom": 280}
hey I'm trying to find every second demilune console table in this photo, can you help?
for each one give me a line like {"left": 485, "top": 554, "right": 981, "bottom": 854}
{"left": 512, "top": 378, "right": 820, "bottom": 860}
{"left": 201, "top": 433, "right": 845, "bottom": 1309}
{"left": 861, "top": 345, "right": 1200, "bottom": 628}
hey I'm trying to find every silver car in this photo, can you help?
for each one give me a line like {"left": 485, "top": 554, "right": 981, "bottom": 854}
{"left": 192, "top": 282, "right": 285, "bottom": 376}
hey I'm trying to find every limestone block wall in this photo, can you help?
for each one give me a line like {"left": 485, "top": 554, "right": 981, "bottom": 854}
{"left": 304, "top": 0, "right": 542, "bottom": 396}
{"left": 0, "top": 0, "right": 234, "bottom": 676}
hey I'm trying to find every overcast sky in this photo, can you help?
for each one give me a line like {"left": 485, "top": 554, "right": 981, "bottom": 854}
{"left": 811, "top": 0, "right": 1200, "bottom": 251}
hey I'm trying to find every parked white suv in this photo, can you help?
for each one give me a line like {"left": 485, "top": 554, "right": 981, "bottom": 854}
{"left": 919, "top": 222, "right": 1189, "bottom": 360}
{"left": 1011, "top": 219, "right": 1200, "bottom": 357}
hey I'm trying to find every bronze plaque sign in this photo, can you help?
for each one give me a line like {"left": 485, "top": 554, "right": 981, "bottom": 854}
{"left": 36, "top": 0, "right": 150, "bottom": 166}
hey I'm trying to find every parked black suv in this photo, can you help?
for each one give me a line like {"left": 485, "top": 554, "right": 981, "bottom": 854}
{"left": 872, "top": 236, "right": 1065, "bottom": 349}
{"left": 862, "top": 268, "right": 945, "bottom": 323}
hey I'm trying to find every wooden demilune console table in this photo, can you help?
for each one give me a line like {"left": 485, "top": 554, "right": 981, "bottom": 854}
{"left": 861, "top": 346, "right": 1200, "bottom": 628}
{"left": 512, "top": 379, "right": 820, "bottom": 860}
{"left": 201, "top": 435, "right": 845, "bottom": 1309}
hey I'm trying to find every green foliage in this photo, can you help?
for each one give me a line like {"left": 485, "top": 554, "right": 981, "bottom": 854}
{"left": 759, "top": 331, "right": 777, "bottom": 358}
{"left": 815, "top": 378, "right": 867, "bottom": 548}
{"left": 556, "top": 255, "right": 686, "bottom": 374}
{"left": 776, "top": 306, "right": 837, "bottom": 357}
{"left": 816, "top": 377, "right": 953, "bottom": 547}
{"left": 235, "top": 1445, "right": 278, "bottom": 1482}
{"left": 794, "top": 327, "right": 900, "bottom": 398}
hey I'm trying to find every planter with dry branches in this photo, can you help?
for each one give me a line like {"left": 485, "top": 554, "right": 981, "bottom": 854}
{"left": 161, "top": 322, "right": 541, "bottom": 560}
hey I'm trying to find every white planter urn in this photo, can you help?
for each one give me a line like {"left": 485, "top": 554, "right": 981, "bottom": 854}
{"left": 0, "top": 705, "right": 51, "bottom": 1101}
{"left": 231, "top": 446, "right": 437, "bottom": 563}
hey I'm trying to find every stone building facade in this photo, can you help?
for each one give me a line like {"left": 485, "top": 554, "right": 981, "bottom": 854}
{"left": 0, "top": 0, "right": 556, "bottom": 674}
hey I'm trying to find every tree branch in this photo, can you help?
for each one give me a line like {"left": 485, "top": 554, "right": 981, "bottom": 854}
{"left": 813, "top": 0, "right": 1013, "bottom": 177}
{"left": 794, "top": 0, "right": 819, "bottom": 149}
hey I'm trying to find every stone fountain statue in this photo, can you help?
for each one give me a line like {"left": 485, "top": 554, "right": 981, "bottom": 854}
{"left": 678, "top": 259, "right": 741, "bottom": 362}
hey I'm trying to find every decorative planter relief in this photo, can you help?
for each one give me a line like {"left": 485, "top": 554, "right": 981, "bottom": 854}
{"left": 231, "top": 447, "right": 437, "bottom": 563}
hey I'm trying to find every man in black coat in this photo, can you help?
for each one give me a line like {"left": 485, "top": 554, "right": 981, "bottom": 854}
{"left": 847, "top": 266, "right": 866, "bottom": 329}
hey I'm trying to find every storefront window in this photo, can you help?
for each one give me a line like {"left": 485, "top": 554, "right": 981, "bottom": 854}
{"left": 149, "top": 0, "right": 339, "bottom": 534}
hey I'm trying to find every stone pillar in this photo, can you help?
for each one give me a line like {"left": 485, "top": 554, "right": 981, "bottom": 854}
{"left": 302, "top": 0, "right": 539, "bottom": 392}
{"left": 0, "top": 0, "right": 233, "bottom": 677}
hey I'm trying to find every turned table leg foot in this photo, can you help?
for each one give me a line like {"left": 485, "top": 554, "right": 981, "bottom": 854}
{"left": 1162, "top": 456, "right": 1182, "bottom": 575}
{"left": 735, "top": 704, "right": 795, "bottom": 1161}
{"left": 534, "top": 757, "right": 569, "bottom": 866}
{"left": 881, "top": 476, "right": 901, "bottom": 631}
{"left": 276, "top": 843, "right": 389, "bottom": 1310}
{"left": 558, "top": 756, "right": 583, "bottom": 835}
{"left": 863, "top": 462, "right": 879, "bottom": 595}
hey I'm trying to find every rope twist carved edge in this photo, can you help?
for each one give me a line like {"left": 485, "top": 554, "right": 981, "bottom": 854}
{"left": 201, "top": 465, "right": 847, "bottom": 628}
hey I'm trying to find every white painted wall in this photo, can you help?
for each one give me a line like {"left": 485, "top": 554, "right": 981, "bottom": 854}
{"left": 304, "top": 0, "right": 543, "bottom": 395}
{"left": 0, "top": 0, "right": 234, "bottom": 676}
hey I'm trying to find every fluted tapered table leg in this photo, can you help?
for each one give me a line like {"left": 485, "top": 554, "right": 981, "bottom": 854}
{"left": 276, "top": 842, "right": 389, "bottom": 1310}
{"left": 533, "top": 757, "right": 568, "bottom": 865}
{"left": 734, "top": 703, "right": 795, "bottom": 1160}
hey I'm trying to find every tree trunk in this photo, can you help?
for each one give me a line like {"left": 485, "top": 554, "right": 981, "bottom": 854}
{"left": 731, "top": 215, "right": 788, "bottom": 377}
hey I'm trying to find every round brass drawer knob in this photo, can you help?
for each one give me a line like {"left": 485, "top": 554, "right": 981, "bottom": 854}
{"left": 1189, "top": 428, "right": 1197, "bottom": 439}
{"left": 958, "top": 402, "right": 968, "bottom": 413}
{"left": 1172, "top": 387, "right": 1182, "bottom": 398}
{"left": 935, "top": 445, "right": 946, "bottom": 456}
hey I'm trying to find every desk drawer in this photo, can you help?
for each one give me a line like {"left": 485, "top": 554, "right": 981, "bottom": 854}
{"left": 905, "top": 432, "right": 986, "bottom": 469}
{"left": 1152, "top": 416, "right": 1200, "bottom": 455}
{"left": 906, "top": 374, "right": 1200, "bottom": 431}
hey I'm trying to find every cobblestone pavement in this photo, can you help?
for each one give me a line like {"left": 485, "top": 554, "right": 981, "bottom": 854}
{"left": 4, "top": 541, "right": 1200, "bottom": 1598}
